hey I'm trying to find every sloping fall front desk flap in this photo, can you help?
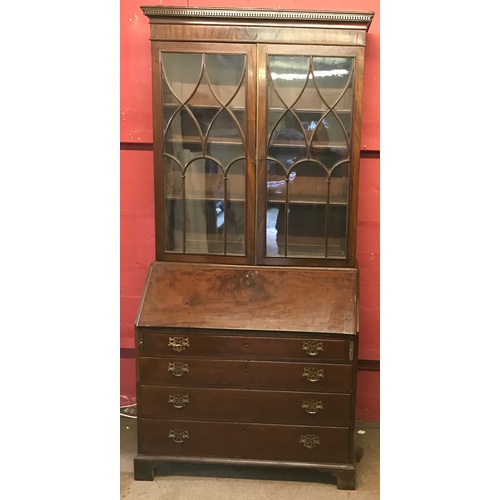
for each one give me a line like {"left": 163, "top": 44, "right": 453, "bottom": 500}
{"left": 135, "top": 262, "right": 358, "bottom": 334}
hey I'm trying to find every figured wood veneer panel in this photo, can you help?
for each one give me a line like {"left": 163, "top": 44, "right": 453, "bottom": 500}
{"left": 136, "top": 262, "right": 358, "bottom": 333}
{"left": 149, "top": 24, "right": 367, "bottom": 47}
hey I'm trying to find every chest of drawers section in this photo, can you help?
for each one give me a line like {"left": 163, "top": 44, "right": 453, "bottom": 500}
{"left": 133, "top": 261, "right": 359, "bottom": 489}
{"left": 134, "top": 328, "right": 358, "bottom": 486}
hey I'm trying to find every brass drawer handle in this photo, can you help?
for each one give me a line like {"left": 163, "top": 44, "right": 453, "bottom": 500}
{"left": 303, "top": 367, "right": 324, "bottom": 382}
{"left": 168, "top": 362, "right": 189, "bottom": 377}
{"left": 168, "top": 394, "right": 189, "bottom": 408}
{"left": 302, "top": 340, "right": 323, "bottom": 356}
{"left": 168, "top": 336, "right": 190, "bottom": 352}
{"left": 168, "top": 429, "right": 189, "bottom": 444}
{"left": 300, "top": 434, "right": 320, "bottom": 449}
{"left": 302, "top": 399, "right": 323, "bottom": 414}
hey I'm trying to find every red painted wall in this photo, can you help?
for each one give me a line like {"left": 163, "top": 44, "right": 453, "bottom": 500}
{"left": 120, "top": 0, "right": 380, "bottom": 419}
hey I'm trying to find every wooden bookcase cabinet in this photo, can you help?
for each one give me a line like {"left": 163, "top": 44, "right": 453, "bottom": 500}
{"left": 135, "top": 6, "right": 373, "bottom": 491}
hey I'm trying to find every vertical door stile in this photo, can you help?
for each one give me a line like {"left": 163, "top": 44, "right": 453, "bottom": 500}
{"left": 345, "top": 47, "right": 366, "bottom": 266}
{"left": 256, "top": 45, "right": 269, "bottom": 262}
{"left": 152, "top": 42, "right": 166, "bottom": 260}
{"left": 245, "top": 44, "right": 258, "bottom": 264}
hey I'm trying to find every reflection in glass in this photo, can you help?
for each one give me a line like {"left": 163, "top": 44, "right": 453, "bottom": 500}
{"left": 161, "top": 51, "right": 246, "bottom": 255}
{"left": 266, "top": 54, "right": 354, "bottom": 258}
{"left": 313, "top": 57, "right": 353, "bottom": 108}
{"left": 268, "top": 56, "right": 309, "bottom": 108}
{"left": 206, "top": 54, "right": 246, "bottom": 105}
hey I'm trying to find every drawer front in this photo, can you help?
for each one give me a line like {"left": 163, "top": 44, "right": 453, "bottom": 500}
{"left": 139, "top": 358, "right": 353, "bottom": 392}
{"left": 139, "top": 418, "right": 350, "bottom": 463}
{"left": 139, "top": 386, "right": 351, "bottom": 424}
{"left": 139, "top": 331, "right": 350, "bottom": 361}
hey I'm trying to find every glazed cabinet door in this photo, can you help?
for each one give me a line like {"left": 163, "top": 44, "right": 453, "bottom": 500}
{"left": 151, "top": 42, "right": 257, "bottom": 264}
{"left": 256, "top": 45, "right": 365, "bottom": 267}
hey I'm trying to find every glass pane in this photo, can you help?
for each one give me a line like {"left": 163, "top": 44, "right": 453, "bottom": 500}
{"left": 310, "top": 112, "right": 347, "bottom": 150}
{"left": 163, "top": 157, "right": 183, "bottom": 252}
{"left": 160, "top": 51, "right": 247, "bottom": 256}
{"left": 205, "top": 54, "right": 246, "bottom": 106}
{"left": 312, "top": 57, "right": 353, "bottom": 109}
{"left": 227, "top": 159, "right": 246, "bottom": 200}
{"left": 224, "top": 159, "right": 246, "bottom": 255}
{"left": 268, "top": 56, "right": 309, "bottom": 108}
{"left": 184, "top": 158, "right": 221, "bottom": 253}
{"left": 207, "top": 109, "right": 245, "bottom": 154}
{"left": 326, "top": 205, "right": 347, "bottom": 257}
{"left": 266, "top": 53, "right": 354, "bottom": 259}
{"left": 164, "top": 108, "right": 203, "bottom": 155}
{"left": 287, "top": 162, "right": 328, "bottom": 258}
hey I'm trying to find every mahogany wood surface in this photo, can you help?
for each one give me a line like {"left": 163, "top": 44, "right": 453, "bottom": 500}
{"left": 138, "top": 419, "right": 350, "bottom": 463}
{"left": 140, "top": 330, "right": 350, "bottom": 360}
{"left": 134, "top": 7, "right": 373, "bottom": 490}
{"left": 136, "top": 261, "right": 358, "bottom": 333}
{"left": 139, "top": 385, "right": 352, "bottom": 424}
{"left": 139, "top": 357, "right": 353, "bottom": 391}
{"left": 145, "top": 7, "right": 372, "bottom": 267}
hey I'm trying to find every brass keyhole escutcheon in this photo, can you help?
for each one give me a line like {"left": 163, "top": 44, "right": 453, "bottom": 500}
{"left": 241, "top": 271, "right": 256, "bottom": 288}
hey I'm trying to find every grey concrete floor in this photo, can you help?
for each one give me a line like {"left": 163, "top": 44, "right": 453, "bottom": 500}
{"left": 120, "top": 415, "right": 380, "bottom": 499}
